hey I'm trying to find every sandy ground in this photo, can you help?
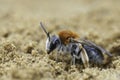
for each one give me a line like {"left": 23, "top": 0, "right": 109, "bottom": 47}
{"left": 0, "top": 0, "right": 120, "bottom": 80}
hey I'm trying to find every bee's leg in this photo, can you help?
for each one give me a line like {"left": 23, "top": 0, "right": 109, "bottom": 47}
{"left": 80, "top": 46, "right": 89, "bottom": 68}
{"left": 56, "top": 53, "right": 58, "bottom": 61}
{"left": 71, "top": 55, "right": 76, "bottom": 65}
{"left": 56, "top": 46, "right": 62, "bottom": 62}
{"left": 56, "top": 51, "right": 61, "bottom": 62}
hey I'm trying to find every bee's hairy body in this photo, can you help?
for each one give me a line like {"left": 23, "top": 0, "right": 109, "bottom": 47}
{"left": 40, "top": 22, "right": 112, "bottom": 68}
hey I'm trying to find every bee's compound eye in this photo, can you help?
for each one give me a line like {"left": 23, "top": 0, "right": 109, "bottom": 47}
{"left": 55, "top": 39, "right": 60, "bottom": 44}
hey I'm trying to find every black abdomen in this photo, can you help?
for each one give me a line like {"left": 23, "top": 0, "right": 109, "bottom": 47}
{"left": 83, "top": 45, "right": 104, "bottom": 65}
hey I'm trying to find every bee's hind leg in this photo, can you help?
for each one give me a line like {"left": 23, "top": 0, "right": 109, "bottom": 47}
{"left": 80, "top": 46, "right": 89, "bottom": 68}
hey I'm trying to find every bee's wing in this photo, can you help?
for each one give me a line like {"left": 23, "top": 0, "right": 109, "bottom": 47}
{"left": 80, "top": 39, "right": 112, "bottom": 57}
{"left": 70, "top": 38, "right": 112, "bottom": 57}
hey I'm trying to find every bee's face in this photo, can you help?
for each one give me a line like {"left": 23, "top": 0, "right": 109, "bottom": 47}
{"left": 46, "top": 35, "right": 60, "bottom": 54}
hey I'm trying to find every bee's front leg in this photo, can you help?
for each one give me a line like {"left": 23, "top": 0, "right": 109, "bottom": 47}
{"left": 71, "top": 55, "right": 76, "bottom": 65}
{"left": 56, "top": 50, "right": 61, "bottom": 62}
{"left": 56, "top": 46, "right": 63, "bottom": 62}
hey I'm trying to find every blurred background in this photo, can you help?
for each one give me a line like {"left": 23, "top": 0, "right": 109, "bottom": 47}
{"left": 0, "top": 0, "right": 120, "bottom": 19}
{"left": 0, "top": 0, "right": 120, "bottom": 37}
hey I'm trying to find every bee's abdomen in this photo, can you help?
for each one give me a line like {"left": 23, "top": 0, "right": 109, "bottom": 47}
{"left": 83, "top": 45, "right": 104, "bottom": 64}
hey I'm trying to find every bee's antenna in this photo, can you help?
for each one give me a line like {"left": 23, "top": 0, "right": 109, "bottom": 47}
{"left": 40, "top": 22, "right": 50, "bottom": 41}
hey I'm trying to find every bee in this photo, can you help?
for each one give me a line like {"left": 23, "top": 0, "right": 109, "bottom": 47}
{"left": 40, "top": 22, "right": 112, "bottom": 68}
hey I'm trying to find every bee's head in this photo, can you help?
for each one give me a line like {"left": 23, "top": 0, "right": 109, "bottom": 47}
{"left": 40, "top": 22, "right": 61, "bottom": 54}
{"left": 46, "top": 35, "right": 60, "bottom": 54}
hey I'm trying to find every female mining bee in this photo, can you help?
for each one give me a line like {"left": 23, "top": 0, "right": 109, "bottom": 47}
{"left": 40, "top": 22, "right": 112, "bottom": 68}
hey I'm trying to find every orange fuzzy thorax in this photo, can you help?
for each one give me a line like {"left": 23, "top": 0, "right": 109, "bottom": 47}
{"left": 58, "top": 30, "right": 79, "bottom": 45}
